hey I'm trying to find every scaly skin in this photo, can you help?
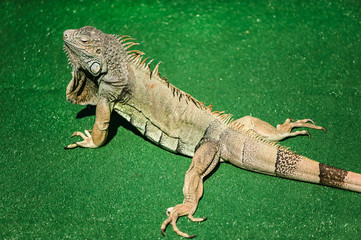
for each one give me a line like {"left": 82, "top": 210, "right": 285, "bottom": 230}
{"left": 63, "top": 26, "right": 361, "bottom": 238}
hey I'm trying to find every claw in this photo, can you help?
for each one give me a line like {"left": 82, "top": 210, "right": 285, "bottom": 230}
{"left": 188, "top": 215, "right": 207, "bottom": 222}
{"left": 64, "top": 142, "right": 78, "bottom": 149}
{"left": 307, "top": 119, "right": 315, "bottom": 124}
{"left": 71, "top": 131, "right": 88, "bottom": 139}
{"left": 161, "top": 211, "right": 197, "bottom": 238}
{"left": 161, "top": 216, "right": 171, "bottom": 237}
{"left": 166, "top": 207, "right": 173, "bottom": 216}
{"left": 161, "top": 227, "right": 196, "bottom": 239}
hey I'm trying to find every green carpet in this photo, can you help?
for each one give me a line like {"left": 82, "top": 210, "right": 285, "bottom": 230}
{"left": 1, "top": 0, "right": 361, "bottom": 239}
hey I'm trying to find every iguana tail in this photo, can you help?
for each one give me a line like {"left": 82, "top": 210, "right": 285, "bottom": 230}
{"left": 272, "top": 148, "right": 361, "bottom": 192}
{"left": 223, "top": 131, "right": 361, "bottom": 193}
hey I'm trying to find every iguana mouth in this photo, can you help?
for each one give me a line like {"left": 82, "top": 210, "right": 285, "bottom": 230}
{"left": 64, "top": 41, "right": 78, "bottom": 53}
{"left": 64, "top": 40, "right": 86, "bottom": 55}
{"left": 63, "top": 41, "right": 93, "bottom": 67}
{"left": 63, "top": 43, "right": 77, "bottom": 70}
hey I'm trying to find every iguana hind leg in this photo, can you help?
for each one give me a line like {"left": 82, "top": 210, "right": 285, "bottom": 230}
{"left": 235, "top": 116, "right": 326, "bottom": 141}
{"left": 161, "top": 141, "right": 220, "bottom": 238}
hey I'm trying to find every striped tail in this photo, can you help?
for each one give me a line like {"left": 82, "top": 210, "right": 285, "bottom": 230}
{"left": 274, "top": 148, "right": 361, "bottom": 193}
{"left": 223, "top": 130, "right": 361, "bottom": 193}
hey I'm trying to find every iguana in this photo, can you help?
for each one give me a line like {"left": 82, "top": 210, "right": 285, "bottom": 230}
{"left": 63, "top": 26, "right": 361, "bottom": 238}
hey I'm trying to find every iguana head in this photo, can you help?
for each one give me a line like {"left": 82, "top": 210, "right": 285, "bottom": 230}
{"left": 64, "top": 26, "right": 107, "bottom": 76}
{"left": 64, "top": 26, "right": 136, "bottom": 105}
{"left": 64, "top": 26, "right": 109, "bottom": 105}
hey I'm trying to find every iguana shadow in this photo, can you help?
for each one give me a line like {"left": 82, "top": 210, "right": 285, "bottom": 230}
{"left": 76, "top": 105, "right": 220, "bottom": 197}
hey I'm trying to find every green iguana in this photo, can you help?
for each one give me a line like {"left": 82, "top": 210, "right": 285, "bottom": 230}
{"left": 63, "top": 26, "right": 361, "bottom": 238}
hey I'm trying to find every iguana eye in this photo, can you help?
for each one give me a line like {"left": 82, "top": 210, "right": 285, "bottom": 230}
{"left": 80, "top": 37, "right": 90, "bottom": 43}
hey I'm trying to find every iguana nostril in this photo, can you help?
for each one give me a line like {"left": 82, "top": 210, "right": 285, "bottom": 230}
{"left": 63, "top": 30, "right": 75, "bottom": 41}
{"left": 63, "top": 32, "right": 69, "bottom": 41}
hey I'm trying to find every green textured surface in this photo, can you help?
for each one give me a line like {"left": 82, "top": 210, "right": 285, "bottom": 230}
{"left": 1, "top": 0, "right": 361, "bottom": 239}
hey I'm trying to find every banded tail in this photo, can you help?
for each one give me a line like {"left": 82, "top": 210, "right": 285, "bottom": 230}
{"left": 274, "top": 148, "right": 361, "bottom": 193}
{"left": 225, "top": 131, "right": 361, "bottom": 193}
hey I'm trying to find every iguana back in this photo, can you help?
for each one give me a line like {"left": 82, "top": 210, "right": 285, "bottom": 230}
{"left": 113, "top": 63, "right": 217, "bottom": 156}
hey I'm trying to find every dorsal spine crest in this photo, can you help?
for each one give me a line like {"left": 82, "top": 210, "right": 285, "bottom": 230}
{"left": 118, "top": 34, "right": 261, "bottom": 134}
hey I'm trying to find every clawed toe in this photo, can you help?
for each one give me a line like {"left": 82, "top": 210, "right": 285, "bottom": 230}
{"left": 271, "top": 118, "right": 327, "bottom": 141}
{"left": 305, "top": 119, "right": 315, "bottom": 124}
{"left": 161, "top": 204, "right": 203, "bottom": 238}
{"left": 279, "top": 118, "right": 326, "bottom": 134}
{"left": 65, "top": 130, "right": 97, "bottom": 149}
{"left": 188, "top": 215, "right": 207, "bottom": 222}
{"left": 161, "top": 215, "right": 196, "bottom": 238}
{"left": 64, "top": 142, "right": 78, "bottom": 149}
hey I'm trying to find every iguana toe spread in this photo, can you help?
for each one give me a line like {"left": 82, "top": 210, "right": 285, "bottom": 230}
{"left": 65, "top": 130, "right": 97, "bottom": 149}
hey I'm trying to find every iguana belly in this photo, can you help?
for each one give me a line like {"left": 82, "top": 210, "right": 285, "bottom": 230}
{"left": 114, "top": 103, "right": 196, "bottom": 156}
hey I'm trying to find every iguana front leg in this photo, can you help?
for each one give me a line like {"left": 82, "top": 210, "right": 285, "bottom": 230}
{"left": 65, "top": 98, "right": 113, "bottom": 149}
{"left": 161, "top": 141, "right": 220, "bottom": 238}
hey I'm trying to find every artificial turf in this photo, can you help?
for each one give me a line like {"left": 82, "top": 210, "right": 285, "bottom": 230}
{"left": 1, "top": 0, "right": 361, "bottom": 239}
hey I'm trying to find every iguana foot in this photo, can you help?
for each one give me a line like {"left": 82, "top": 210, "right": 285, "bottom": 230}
{"left": 161, "top": 141, "right": 220, "bottom": 238}
{"left": 161, "top": 203, "right": 203, "bottom": 238}
{"left": 276, "top": 118, "right": 327, "bottom": 136}
{"left": 166, "top": 207, "right": 207, "bottom": 222}
{"left": 64, "top": 130, "right": 97, "bottom": 149}
{"left": 263, "top": 118, "right": 326, "bottom": 141}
